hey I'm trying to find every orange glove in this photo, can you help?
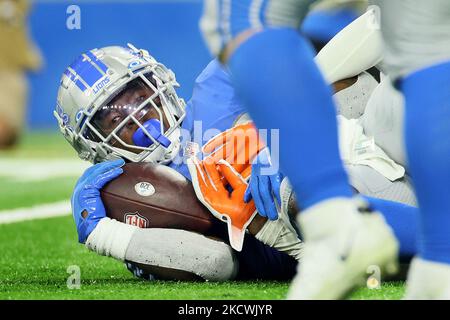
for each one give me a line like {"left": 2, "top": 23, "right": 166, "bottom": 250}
{"left": 203, "top": 122, "right": 266, "bottom": 174}
{"left": 187, "top": 155, "right": 257, "bottom": 251}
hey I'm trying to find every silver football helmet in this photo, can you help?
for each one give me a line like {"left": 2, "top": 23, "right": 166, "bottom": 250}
{"left": 54, "top": 44, "right": 186, "bottom": 164}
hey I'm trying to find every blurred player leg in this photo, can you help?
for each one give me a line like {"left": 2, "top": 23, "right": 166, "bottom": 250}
{"left": 201, "top": 0, "right": 398, "bottom": 299}
{"left": 365, "top": 196, "right": 418, "bottom": 262}
{"left": 201, "top": 0, "right": 352, "bottom": 212}
{"left": 372, "top": 0, "right": 450, "bottom": 299}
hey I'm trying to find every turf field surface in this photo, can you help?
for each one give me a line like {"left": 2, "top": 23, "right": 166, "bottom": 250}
{"left": 0, "top": 132, "right": 405, "bottom": 300}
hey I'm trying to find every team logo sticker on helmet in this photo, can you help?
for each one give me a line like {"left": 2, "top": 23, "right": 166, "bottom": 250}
{"left": 134, "top": 181, "right": 155, "bottom": 197}
{"left": 124, "top": 212, "right": 149, "bottom": 228}
{"left": 128, "top": 60, "right": 143, "bottom": 69}
{"left": 56, "top": 102, "right": 70, "bottom": 126}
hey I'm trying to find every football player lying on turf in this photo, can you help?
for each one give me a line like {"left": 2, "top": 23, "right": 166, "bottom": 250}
{"left": 55, "top": 45, "right": 299, "bottom": 281}
{"left": 55, "top": 35, "right": 417, "bottom": 282}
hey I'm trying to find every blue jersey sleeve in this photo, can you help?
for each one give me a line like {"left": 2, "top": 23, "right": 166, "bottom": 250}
{"left": 169, "top": 59, "right": 247, "bottom": 179}
{"left": 182, "top": 59, "right": 246, "bottom": 136}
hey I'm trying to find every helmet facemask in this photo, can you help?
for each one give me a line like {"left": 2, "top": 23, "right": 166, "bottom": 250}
{"left": 79, "top": 69, "right": 185, "bottom": 164}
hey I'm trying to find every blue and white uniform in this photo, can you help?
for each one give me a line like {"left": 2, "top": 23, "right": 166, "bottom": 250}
{"left": 168, "top": 59, "right": 246, "bottom": 179}
{"left": 168, "top": 59, "right": 298, "bottom": 280}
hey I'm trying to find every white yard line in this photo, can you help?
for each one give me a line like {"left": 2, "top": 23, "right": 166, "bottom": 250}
{"left": 0, "top": 158, "right": 90, "bottom": 182}
{"left": 0, "top": 158, "right": 86, "bottom": 224}
{"left": 0, "top": 200, "right": 71, "bottom": 225}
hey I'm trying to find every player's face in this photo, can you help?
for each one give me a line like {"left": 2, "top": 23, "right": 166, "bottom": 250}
{"left": 91, "top": 76, "right": 170, "bottom": 153}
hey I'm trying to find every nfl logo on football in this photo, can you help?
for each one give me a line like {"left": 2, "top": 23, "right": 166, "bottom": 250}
{"left": 125, "top": 212, "right": 149, "bottom": 228}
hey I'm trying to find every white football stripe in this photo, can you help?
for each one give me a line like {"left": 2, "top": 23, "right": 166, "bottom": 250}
{"left": 0, "top": 201, "right": 71, "bottom": 225}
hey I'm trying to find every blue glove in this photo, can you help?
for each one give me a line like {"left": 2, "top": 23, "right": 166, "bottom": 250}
{"left": 244, "top": 148, "right": 283, "bottom": 221}
{"left": 71, "top": 159, "right": 125, "bottom": 243}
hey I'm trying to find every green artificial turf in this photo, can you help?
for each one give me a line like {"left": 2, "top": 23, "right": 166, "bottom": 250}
{"left": 0, "top": 177, "right": 76, "bottom": 210}
{"left": 0, "top": 132, "right": 406, "bottom": 300}
{"left": 0, "top": 130, "right": 78, "bottom": 159}
{"left": 0, "top": 216, "right": 404, "bottom": 300}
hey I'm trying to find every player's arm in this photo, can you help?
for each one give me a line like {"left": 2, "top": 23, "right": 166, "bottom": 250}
{"left": 119, "top": 228, "right": 238, "bottom": 282}
{"left": 187, "top": 155, "right": 303, "bottom": 261}
{"left": 85, "top": 218, "right": 238, "bottom": 282}
{"left": 72, "top": 159, "right": 237, "bottom": 281}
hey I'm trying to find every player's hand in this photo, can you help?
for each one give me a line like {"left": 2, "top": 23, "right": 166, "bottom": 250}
{"left": 71, "top": 159, "right": 125, "bottom": 243}
{"left": 244, "top": 148, "right": 283, "bottom": 221}
{"left": 187, "top": 156, "right": 256, "bottom": 251}
{"left": 202, "top": 121, "right": 265, "bottom": 174}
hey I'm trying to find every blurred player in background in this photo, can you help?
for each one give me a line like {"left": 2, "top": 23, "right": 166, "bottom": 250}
{"left": 302, "top": 0, "right": 366, "bottom": 51}
{"left": 375, "top": 1, "right": 450, "bottom": 299}
{"left": 0, "top": 0, "right": 42, "bottom": 148}
{"left": 198, "top": 0, "right": 450, "bottom": 299}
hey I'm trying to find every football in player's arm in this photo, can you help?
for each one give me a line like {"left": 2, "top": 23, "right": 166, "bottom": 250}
{"left": 56, "top": 45, "right": 299, "bottom": 281}
{"left": 55, "top": 33, "right": 419, "bottom": 282}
